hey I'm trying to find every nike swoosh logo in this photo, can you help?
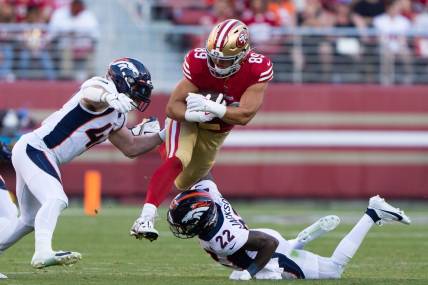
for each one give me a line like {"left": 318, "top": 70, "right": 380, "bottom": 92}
{"left": 379, "top": 209, "right": 403, "bottom": 220}
{"left": 229, "top": 242, "right": 237, "bottom": 250}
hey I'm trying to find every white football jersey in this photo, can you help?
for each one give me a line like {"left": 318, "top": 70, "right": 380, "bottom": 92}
{"left": 32, "top": 77, "right": 127, "bottom": 164}
{"left": 193, "top": 180, "right": 313, "bottom": 279}
{"left": 193, "top": 180, "right": 250, "bottom": 269}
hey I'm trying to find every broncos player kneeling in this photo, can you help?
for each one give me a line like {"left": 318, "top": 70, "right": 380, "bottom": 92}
{"left": 167, "top": 178, "right": 411, "bottom": 280}
{"left": 0, "top": 58, "right": 165, "bottom": 270}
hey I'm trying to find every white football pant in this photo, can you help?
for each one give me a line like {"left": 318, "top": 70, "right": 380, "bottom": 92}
{"left": 0, "top": 134, "right": 68, "bottom": 255}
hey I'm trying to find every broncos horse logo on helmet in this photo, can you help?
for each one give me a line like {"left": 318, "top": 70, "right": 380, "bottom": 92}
{"left": 167, "top": 189, "right": 218, "bottom": 239}
{"left": 107, "top": 57, "right": 153, "bottom": 112}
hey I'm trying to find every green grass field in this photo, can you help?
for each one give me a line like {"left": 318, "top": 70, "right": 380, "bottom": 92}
{"left": 2, "top": 201, "right": 428, "bottom": 285}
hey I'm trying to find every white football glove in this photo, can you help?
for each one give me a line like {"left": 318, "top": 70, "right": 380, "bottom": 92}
{"left": 229, "top": 270, "right": 252, "bottom": 281}
{"left": 184, "top": 110, "right": 216, "bottom": 123}
{"left": 186, "top": 93, "right": 226, "bottom": 118}
{"left": 131, "top": 117, "right": 161, "bottom": 136}
{"left": 102, "top": 92, "right": 135, "bottom": 113}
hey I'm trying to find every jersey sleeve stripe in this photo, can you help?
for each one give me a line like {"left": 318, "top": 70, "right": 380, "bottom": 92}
{"left": 184, "top": 72, "right": 192, "bottom": 80}
{"left": 259, "top": 72, "right": 273, "bottom": 82}
{"left": 260, "top": 66, "right": 273, "bottom": 76}
{"left": 184, "top": 61, "right": 190, "bottom": 69}
{"left": 182, "top": 63, "right": 191, "bottom": 75}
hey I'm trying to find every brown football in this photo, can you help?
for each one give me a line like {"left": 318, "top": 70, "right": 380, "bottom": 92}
{"left": 199, "top": 91, "right": 225, "bottom": 104}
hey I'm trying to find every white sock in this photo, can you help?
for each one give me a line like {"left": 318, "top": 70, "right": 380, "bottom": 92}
{"left": 141, "top": 203, "right": 157, "bottom": 220}
{"left": 331, "top": 214, "right": 374, "bottom": 267}
{"left": 34, "top": 199, "right": 67, "bottom": 254}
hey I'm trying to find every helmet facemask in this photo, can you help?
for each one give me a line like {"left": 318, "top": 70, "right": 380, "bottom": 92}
{"left": 127, "top": 77, "right": 153, "bottom": 112}
{"left": 107, "top": 58, "right": 153, "bottom": 112}
{"left": 206, "top": 48, "right": 248, "bottom": 78}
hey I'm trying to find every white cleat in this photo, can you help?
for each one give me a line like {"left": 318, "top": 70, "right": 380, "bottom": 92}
{"left": 297, "top": 215, "right": 341, "bottom": 244}
{"left": 0, "top": 273, "right": 7, "bottom": 279}
{"left": 368, "top": 195, "right": 411, "bottom": 225}
{"left": 31, "top": 250, "right": 82, "bottom": 269}
{"left": 130, "top": 218, "right": 159, "bottom": 242}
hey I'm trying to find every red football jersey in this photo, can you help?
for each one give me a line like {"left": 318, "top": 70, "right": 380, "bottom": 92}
{"left": 182, "top": 48, "right": 273, "bottom": 132}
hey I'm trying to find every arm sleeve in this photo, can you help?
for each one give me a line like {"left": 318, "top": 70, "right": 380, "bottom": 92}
{"left": 255, "top": 57, "right": 274, "bottom": 83}
{"left": 182, "top": 49, "right": 204, "bottom": 87}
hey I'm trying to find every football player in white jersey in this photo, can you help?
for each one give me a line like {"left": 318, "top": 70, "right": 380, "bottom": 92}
{"left": 167, "top": 178, "right": 411, "bottom": 280}
{"left": 0, "top": 57, "right": 165, "bottom": 270}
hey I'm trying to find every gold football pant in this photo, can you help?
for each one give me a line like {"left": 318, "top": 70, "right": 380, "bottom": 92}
{"left": 165, "top": 119, "right": 229, "bottom": 190}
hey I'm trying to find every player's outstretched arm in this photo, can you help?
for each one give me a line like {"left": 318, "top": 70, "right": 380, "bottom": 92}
{"left": 237, "top": 230, "right": 279, "bottom": 280}
{"left": 108, "top": 120, "right": 163, "bottom": 159}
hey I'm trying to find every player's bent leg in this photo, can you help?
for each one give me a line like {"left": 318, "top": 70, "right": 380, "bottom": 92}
{"left": 316, "top": 256, "right": 343, "bottom": 279}
{"left": 135, "top": 120, "right": 197, "bottom": 241}
{"left": 330, "top": 195, "right": 410, "bottom": 272}
{"left": 290, "top": 215, "right": 341, "bottom": 249}
{"left": 0, "top": 175, "right": 35, "bottom": 253}
{"left": 12, "top": 140, "right": 80, "bottom": 267}
{"left": 174, "top": 129, "right": 229, "bottom": 190}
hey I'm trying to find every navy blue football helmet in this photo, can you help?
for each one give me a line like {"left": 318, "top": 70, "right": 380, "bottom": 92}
{"left": 167, "top": 189, "right": 218, "bottom": 239}
{"left": 107, "top": 58, "right": 153, "bottom": 112}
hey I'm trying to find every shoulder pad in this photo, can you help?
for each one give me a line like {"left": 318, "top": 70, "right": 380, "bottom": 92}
{"left": 81, "top": 76, "right": 118, "bottom": 94}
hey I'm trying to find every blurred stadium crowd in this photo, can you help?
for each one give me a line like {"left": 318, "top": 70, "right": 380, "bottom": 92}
{"left": 0, "top": 0, "right": 98, "bottom": 81}
{"left": 153, "top": 0, "right": 428, "bottom": 84}
{"left": 1, "top": 0, "right": 428, "bottom": 83}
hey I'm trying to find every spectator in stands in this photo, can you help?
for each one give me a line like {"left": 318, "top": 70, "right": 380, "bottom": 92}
{"left": 332, "top": 0, "right": 362, "bottom": 82}
{"left": 200, "top": 0, "right": 236, "bottom": 27}
{"left": 373, "top": 0, "right": 413, "bottom": 84}
{"left": 0, "top": 0, "right": 15, "bottom": 81}
{"left": 242, "top": 0, "right": 279, "bottom": 55}
{"left": 12, "top": 0, "right": 54, "bottom": 23}
{"left": 267, "top": 0, "right": 303, "bottom": 82}
{"left": 298, "top": 0, "right": 335, "bottom": 81}
{"left": 352, "top": 0, "right": 386, "bottom": 28}
{"left": 268, "top": 0, "right": 296, "bottom": 27}
{"left": 413, "top": 0, "right": 428, "bottom": 81}
{"left": 48, "top": 0, "right": 99, "bottom": 80}
{"left": 16, "top": 3, "right": 57, "bottom": 80}
{"left": 196, "top": 0, "right": 237, "bottom": 48}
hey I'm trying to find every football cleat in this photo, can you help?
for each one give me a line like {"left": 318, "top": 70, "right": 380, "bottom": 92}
{"left": 130, "top": 218, "right": 159, "bottom": 242}
{"left": 31, "top": 251, "right": 82, "bottom": 269}
{"left": 0, "top": 273, "right": 7, "bottom": 279}
{"left": 296, "top": 215, "right": 341, "bottom": 244}
{"left": 368, "top": 195, "right": 411, "bottom": 225}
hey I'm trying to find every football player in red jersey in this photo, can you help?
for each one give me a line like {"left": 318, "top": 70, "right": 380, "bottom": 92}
{"left": 130, "top": 19, "right": 274, "bottom": 241}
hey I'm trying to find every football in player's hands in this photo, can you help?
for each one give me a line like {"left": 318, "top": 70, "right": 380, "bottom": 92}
{"left": 197, "top": 90, "right": 226, "bottom": 106}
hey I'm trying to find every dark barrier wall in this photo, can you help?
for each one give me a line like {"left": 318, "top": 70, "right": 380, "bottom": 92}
{"left": 1, "top": 82, "right": 428, "bottom": 199}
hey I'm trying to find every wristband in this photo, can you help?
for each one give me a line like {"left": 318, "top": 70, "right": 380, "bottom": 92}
{"left": 246, "top": 263, "right": 260, "bottom": 277}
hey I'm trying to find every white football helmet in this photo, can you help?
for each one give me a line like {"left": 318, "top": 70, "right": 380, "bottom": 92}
{"left": 206, "top": 19, "right": 251, "bottom": 78}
